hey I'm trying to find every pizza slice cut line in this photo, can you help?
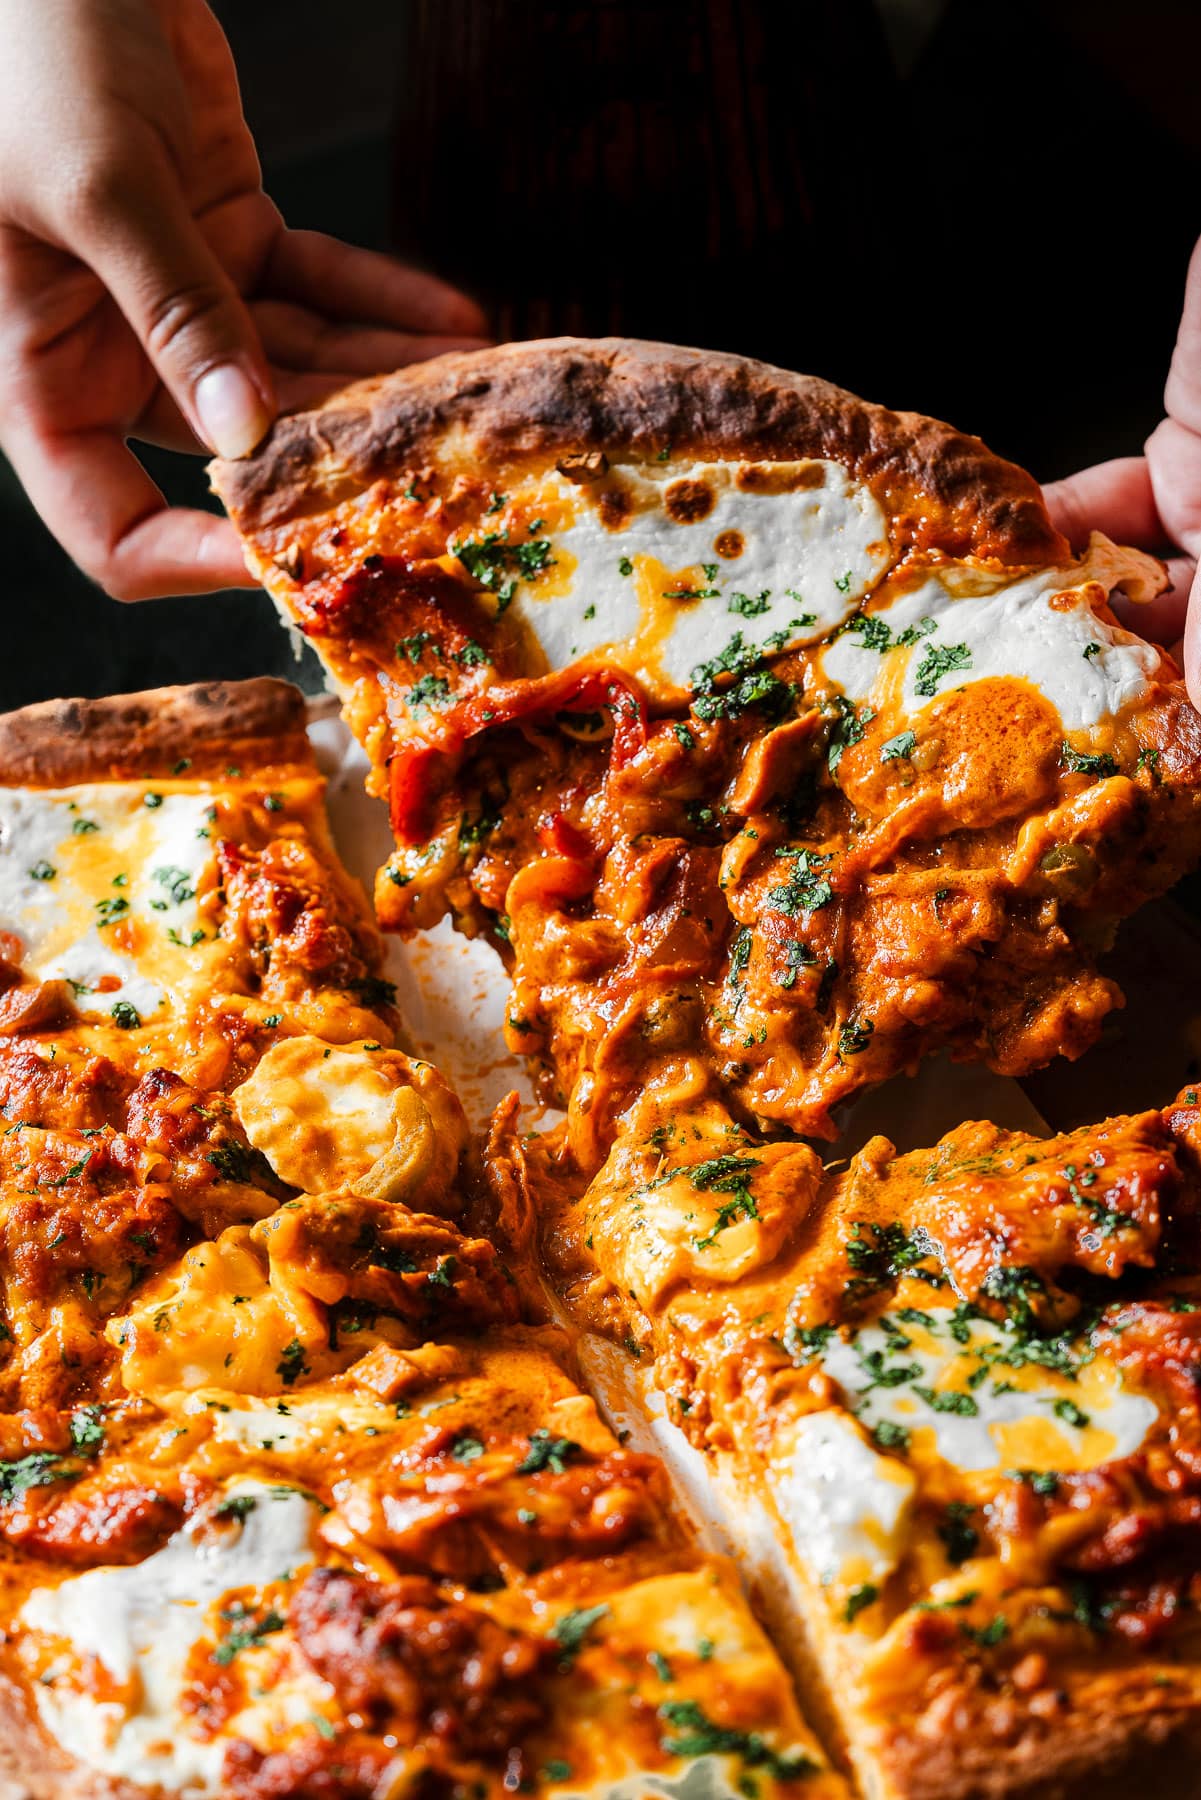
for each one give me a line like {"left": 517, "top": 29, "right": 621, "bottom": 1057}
{"left": 0, "top": 677, "right": 840, "bottom": 1800}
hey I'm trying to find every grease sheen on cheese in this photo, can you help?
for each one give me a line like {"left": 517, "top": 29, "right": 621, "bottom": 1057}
{"left": 0, "top": 783, "right": 216, "bottom": 1021}
{"left": 820, "top": 546, "right": 1166, "bottom": 733}
{"left": 820, "top": 1314, "right": 1157, "bottom": 1473}
{"left": 767, "top": 1409, "right": 915, "bottom": 1592}
{"left": 20, "top": 1483, "right": 323, "bottom": 1795}
{"left": 496, "top": 458, "right": 891, "bottom": 693}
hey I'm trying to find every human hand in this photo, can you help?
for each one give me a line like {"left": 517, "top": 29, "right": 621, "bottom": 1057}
{"left": 1043, "top": 238, "right": 1201, "bottom": 708}
{"left": 0, "top": 0, "right": 488, "bottom": 600}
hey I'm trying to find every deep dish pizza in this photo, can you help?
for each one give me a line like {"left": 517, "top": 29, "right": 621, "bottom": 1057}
{"left": 492, "top": 1063, "right": 1201, "bottom": 1799}
{"left": 0, "top": 679, "right": 836, "bottom": 1800}
{"left": 211, "top": 337, "right": 1201, "bottom": 1159}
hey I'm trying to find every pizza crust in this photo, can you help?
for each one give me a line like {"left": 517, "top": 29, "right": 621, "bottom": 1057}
{"left": 881, "top": 1696, "right": 1201, "bottom": 1800}
{"left": 0, "top": 1674, "right": 145, "bottom": 1800}
{"left": 210, "top": 336, "right": 1067, "bottom": 568}
{"left": 0, "top": 678, "right": 309, "bottom": 787}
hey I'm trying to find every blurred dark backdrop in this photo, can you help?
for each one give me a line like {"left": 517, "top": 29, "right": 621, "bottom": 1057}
{"left": 2, "top": 0, "right": 1199, "bottom": 710}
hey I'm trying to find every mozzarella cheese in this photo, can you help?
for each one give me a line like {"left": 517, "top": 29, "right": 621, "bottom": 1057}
{"left": 819, "top": 541, "right": 1167, "bottom": 734}
{"left": 767, "top": 1410, "right": 915, "bottom": 1594}
{"left": 0, "top": 784, "right": 218, "bottom": 1023}
{"left": 20, "top": 1484, "right": 324, "bottom": 1795}
{"left": 485, "top": 458, "right": 890, "bottom": 696}
{"left": 234, "top": 1035, "right": 406, "bottom": 1190}
{"left": 819, "top": 1313, "right": 1157, "bottom": 1474}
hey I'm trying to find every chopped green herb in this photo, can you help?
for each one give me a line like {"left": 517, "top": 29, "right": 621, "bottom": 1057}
{"left": 110, "top": 1001, "right": 141, "bottom": 1030}
{"left": 0, "top": 1453, "right": 79, "bottom": 1505}
{"left": 516, "top": 1429, "right": 581, "bottom": 1475}
{"left": 881, "top": 730, "right": 916, "bottom": 762}
{"left": 69, "top": 1406, "right": 105, "bottom": 1453}
{"left": 28, "top": 861, "right": 55, "bottom": 882}
{"left": 212, "top": 1604, "right": 285, "bottom": 1666}
{"left": 1060, "top": 741, "right": 1117, "bottom": 779}
{"left": 843, "top": 1583, "right": 878, "bottom": 1623}
{"left": 276, "top": 1339, "right": 310, "bottom": 1387}
{"left": 913, "top": 641, "right": 972, "bottom": 697}
{"left": 657, "top": 1700, "right": 815, "bottom": 1780}
{"left": 938, "top": 1500, "right": 979, "bottom": 1565}
{"left": 549, "top": 1603, "right": 610, "bottom": 1665}
{"left": 728, "top": 590, "right": 772, "bottom": 617}
{"left": 451, "top": 1433, "right": 485, "bottom": 1463}
{"left": 214, "top": 1493, "right": 258, "bottom": 1523}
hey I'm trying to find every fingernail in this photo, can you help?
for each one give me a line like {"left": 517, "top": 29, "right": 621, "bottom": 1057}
{"left": 194, "top": 363, "right": 272, "bottom": 459}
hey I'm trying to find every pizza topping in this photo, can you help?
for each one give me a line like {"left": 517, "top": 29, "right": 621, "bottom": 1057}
{"left": 819, "top": 538, "right": 1167, "bottom": 737}
{"left": 486, "top": 457, "right": 890, "bottom": 696}
{"left": 19, "top": 1484, "right": 324, "bottom": 1793}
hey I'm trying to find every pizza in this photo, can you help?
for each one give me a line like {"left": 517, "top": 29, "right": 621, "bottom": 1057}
{"left": 0, "top": 679, "right": 839, "bottom": 1800}
{"left": 490, "top": 1071, "right": 1201, "bottom": 1799}
{"left": 210, "top": 337, "right": 1201, "bottom": 1158}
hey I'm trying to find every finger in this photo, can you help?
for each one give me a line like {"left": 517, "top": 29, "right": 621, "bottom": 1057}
{"left": 1042, "top": 457, "right": 1164, "bottom": 552}
{"left": 0, "top": 414, "right": 254, "bottom": 598}
{"left": 265, "top": 228, "right": 490, "bottom": 337}
{"left": 61, "top": 133, "right": 275, "bottom": 459}
{"left": 1165, "top": 236, "right": 1201, "bottom": 436}
{"left": 1185, "top": 560, "right": 1201, "bottom": 713}
{"left": 254, "top": 296, "right": 488, "bottom": 375}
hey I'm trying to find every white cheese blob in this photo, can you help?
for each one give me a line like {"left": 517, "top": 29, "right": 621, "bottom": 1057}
{"left": 20, "top": 1483, "right": 322, "bottom": 1794}
{"left": 820, "top": 1314, "right": 1157, "bottom": 1473}
{"left": 767, "top": 1409, "right": 915, "bottom": 1591}
{"left": 501, "top": 458, "right": 891, "bottom": 692}
{"left": 820, "top": 555, "right": 1165, "bottom": 733}
{"left": 0, "top": 784, "right": 217, "bottom": 1023}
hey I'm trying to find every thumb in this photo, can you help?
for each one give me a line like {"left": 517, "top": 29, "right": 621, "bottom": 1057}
{"left": 68, "top": 147, "right": 275, "bottom": 458}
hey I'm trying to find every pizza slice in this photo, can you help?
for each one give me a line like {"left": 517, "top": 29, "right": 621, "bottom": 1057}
{"left": 0, "top": 680, "right": 841, "bottom": 1800}
{"left": 211, "top": 338, "right": 1201, "bottom": 1154}
{"left": 490, "top": 1068, "right": 1201, "bottom": 1799}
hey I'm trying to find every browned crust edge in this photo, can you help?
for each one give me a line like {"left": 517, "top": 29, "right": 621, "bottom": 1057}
{"left": 0, "top": 678, "right": 310, "bottom": 787}
{"left": 0, "top": 1673, "right": 146, "bottom": 1800}
{"left": 209, "top": 337, "right": 1067, "bottom": 567}
{"left": 883, "top": 1691, "right": 1201, "bottom": 1800}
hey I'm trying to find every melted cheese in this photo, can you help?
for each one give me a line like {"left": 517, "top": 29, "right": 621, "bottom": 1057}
{"left": 19, "top": 1484, "right": 324, "bottom": 1795}
{"left": 234, "top": 1036, "right": 406, "bottom": 1190}
{"left": 486, "top": 458, "right": 890, "bottom": 696}
{"left": 767, "top": 1410, "right": 915, "bottom": 1593}
{"left": 819, "top": 541, "right": 1166, "bottom": 734}
{"left": 0, "top": 783, "right": 218, "bottom": 1023}
{"left": 820, "top": 1314, "right": 1157, "bottom": 1473}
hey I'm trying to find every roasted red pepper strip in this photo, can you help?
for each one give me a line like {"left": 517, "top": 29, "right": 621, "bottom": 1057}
{"left": 388, "top": 668, "right": 647, "bottom": 844}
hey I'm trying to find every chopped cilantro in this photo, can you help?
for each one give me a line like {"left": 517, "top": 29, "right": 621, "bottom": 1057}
{"left": 843, "top": 1583, "right": 878, "bottom": 1623}
{"left": 913, "top": 641, "right": 972, "bottom": 697}
{"left": 938, "top": 1500, "right": 979, "bottom": 1565}
{"left": 728, "top": 590, "right": 772, "bottom": 617}
{"left": 28, "top": 860, "right": 55, "bottom": 881}
{"left": 276, "top": 1338, "right": 310, "bottom": 1387}
{"left": 766, "top": 847, "right": 833, "bottom": 916}
{"left": 69, "top": 1406, "right": 105, "bottom": 1453}
{"left": 1060, "top": 741, "right": 1118, "bottom": 779}
{"left": 657, "top": 1700, "right": 815, "bottom": 1780}
{"left": 451, "top": 1433, "right": 485, "bottom": 1463}
{"left": 549, "top": 1603, "right": 610, "bottom": 1665}
{"left": 212, "top": 1604, "right": 285, "bottom": 1666}
{"left": 516, "top": 1429, "right": 581, "bottom": 1475}
{"left": 0, "top": 1453, "right": 79, "bottom": 1505}
{"left": 881, "top": 730, "right": 916, "bottom": 762}
{"left": 838, "top": 1015, "right": 874, "bottom": 1057}
{"left": 214, "top": 1493, "right": 258, "bottom": 1522}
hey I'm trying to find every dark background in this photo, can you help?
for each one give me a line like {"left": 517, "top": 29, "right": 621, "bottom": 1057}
{"left": 2, "top": 0, "right": 1199, "bottom": 712}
